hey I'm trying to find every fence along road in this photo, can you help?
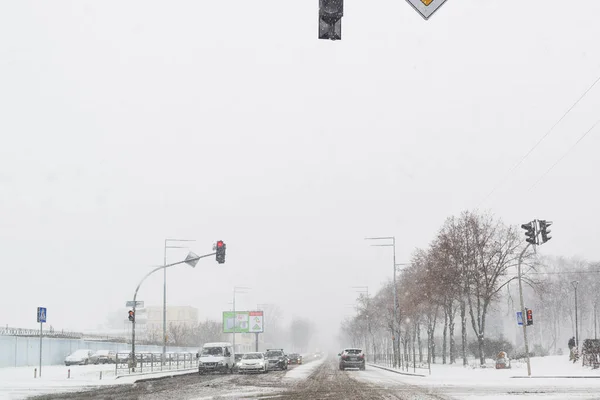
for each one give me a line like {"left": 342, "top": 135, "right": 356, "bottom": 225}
{"left": 115, "top": 352, "right": 197, "bottom": 376}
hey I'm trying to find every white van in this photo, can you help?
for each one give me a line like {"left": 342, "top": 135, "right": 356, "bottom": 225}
{"left": 197, "top": 342, "right": 234, "bottom": 374}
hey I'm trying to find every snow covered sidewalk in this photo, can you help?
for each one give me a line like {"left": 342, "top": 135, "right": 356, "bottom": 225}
{"left": 359, "top": 356, "right": 600, "bottom": 399}
{"left": 0, "top": 364, "right": 196, "bottom": 400}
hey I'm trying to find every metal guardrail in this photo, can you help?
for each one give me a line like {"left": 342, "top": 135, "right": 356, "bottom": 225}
{"left": 115, "top": 352, "right": 197, "bottom": 376}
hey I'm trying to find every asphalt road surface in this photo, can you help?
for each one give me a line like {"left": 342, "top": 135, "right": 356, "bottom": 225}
{"left": 29, "top": 358, "right": 453, "bottom": 400}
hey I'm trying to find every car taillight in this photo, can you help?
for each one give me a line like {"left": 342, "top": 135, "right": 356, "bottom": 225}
{"left": 359, "top": 354, "right": 364, "bottom": 358}
{"left": 342, "top": 355, "right": 348, "bottom": 360}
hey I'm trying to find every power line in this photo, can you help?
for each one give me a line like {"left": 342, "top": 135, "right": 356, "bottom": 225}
{"left": 477, "top": 70, "right": 600, "bottom": 207}
{"left": 528, "top": 118, "right": 600, "bottom": 190}
{"left": 510, "top": 270, "right": 600, "bottom": 276}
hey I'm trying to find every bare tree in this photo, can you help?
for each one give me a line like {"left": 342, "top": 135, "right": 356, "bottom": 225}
{"left": 461, "top": 212, "right": 524, "bottom": 365}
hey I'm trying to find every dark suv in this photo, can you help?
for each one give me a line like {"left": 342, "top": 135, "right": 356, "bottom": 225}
{"left": 339, "top": 348, "right": 365, "bottom": 370}
{"left": 265, "top": 349, "right": 288, "bottom": 370}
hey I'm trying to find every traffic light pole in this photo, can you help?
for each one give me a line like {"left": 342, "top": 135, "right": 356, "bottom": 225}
{"left": 517, "top": 243, "right": 532, "bottom": 377}
{"left": 130, "top": 252, "right": 215, "bottom": 372}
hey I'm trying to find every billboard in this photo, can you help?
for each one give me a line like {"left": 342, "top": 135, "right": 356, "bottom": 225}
{"left": 223, "top": 311, "right": 264, "bottom": 333}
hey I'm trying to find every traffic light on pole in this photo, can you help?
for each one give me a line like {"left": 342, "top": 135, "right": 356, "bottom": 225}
{"left": 521, "top": 221, "right": 537, "bottom": 245}
{"left": 128, "top": 310, "right": 135, "bottom": 322}
{"left": 216, "top": 240, "right": 226, "bottom": 264}
{"left": 526, "top": 308, "right": 533, "bottom": 326}
{"left": 319, "top": 0, "right": 343, "bottom": 41}
{"left": 539, "top": 220, "right": 552, "bottom": 244}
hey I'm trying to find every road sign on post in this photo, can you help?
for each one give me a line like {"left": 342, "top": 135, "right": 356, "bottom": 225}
{"left": 37, "top": 307, "right": 46, "bottom": 378}
{"left": 185, "top": 252, "right": 200, "bottom": 268}
{"left": 37, "top": 307, "right": 47, "bottom": 323}
{"left": 517, "top": 311, "right": 523, "bottom": 326}
{"left": 126, "top": 301, "right": 144, "bottom": 308}
{"left": 405, "top": 0, "right": 448, "bottom": 20}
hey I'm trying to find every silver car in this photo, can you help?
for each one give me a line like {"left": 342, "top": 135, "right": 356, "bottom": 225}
{"left": 65, "top": 349, "right": 98, "bottom": 366}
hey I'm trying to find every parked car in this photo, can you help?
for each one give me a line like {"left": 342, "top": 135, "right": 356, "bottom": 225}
{"left": 92, "top": 350, "right": 117, "bottom": 364}
{"left": 238, "top": 352, "right": 268, "bottom": 374}
{"left": 338, "top": 348, "right": 365, "bottom": 371}
{"left": 265, "top": 349, "right": 288, "bottom": 370}
{"left": 65, "top": 349, "right": 97, "bottom": 366}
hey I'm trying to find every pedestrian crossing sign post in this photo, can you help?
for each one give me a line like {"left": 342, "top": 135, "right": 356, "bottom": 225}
{"left": 516, "top": 311, "right": 523, "bottom": 326}
{"left": 37, "top": 307, "right": 46, "bottom": 323}
{"left": 36, "top": 307, "right": 47, "bottom": 378}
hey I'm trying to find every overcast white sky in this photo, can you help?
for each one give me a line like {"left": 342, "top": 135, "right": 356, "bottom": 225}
{"left": 1, "top": 1, "right": 599, "bottom": 343}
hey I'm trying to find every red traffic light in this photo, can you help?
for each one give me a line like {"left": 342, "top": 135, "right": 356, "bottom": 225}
{"left": 217, "top": 241, "right": 224, "bottom": 248}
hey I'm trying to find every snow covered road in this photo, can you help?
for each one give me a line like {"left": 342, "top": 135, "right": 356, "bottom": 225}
{"left": 11, "top": 355, "right": 600, "bottom": 399}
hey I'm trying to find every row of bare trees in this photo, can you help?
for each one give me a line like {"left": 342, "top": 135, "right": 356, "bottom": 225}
{"left": 341, "top": 210, "right": 544, "bottom": 366}
{"left": 342, "top": 211, "right": 600, "bottom": 366}
{"left": 142, "top": 319, "right": 224, "bottom": 347}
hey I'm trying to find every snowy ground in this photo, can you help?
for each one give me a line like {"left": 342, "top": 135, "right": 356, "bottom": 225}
{"left": 0, "top": 363, "right": 196, "bottom": 400}
{"left": 365, "top": 355, "right": 600, "bottom": 399}
{"left": 3, "top": 355, "right": 599, "bottom": 399}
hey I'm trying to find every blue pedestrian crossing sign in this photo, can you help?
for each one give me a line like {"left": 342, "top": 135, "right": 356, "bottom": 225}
{"left": 37, "top": 307, "right": 47, "bottom": 323}
{"left": 516, "top": 311, "right": 523, "bottom": 326}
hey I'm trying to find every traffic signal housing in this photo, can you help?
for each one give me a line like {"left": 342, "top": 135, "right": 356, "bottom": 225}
{"left": 319, "top": 0, "right": 343, "bottom": 41}
{"left": 216, "top": 240, "right": 226, "bottom": 264}
{"left": 539, "top": 220, "right": 552, "bottom": 243}
{"left": 521, "top": 222, "right": 537, "bottom": 245}
{"left": 526, "top": 309, "right": 533, "bottom": 326}
{"left": 128, "top": 310, "right": 135, "bottom": 322}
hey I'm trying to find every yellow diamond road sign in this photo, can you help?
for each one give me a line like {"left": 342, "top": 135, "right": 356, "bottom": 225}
{"left": 406, "top": 0, "right": 448, "bottom": 20}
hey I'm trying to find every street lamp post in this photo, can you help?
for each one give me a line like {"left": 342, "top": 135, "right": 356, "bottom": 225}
{"left": 572, "top": 281, "right": 579, "bottom": 348}
{"left": 131, "top": 250, "right": 211, "bottom": 372}
{"left": 232, "top": 286, "right": 251, "bottom": 357}
{"left": 365, "top": 236, "right": 397, "bottom": 368}
{"left": 256, "top": 304, "right": 272, "bottom": 352}
{"left": 163, "top": 238, "right": 195, "bottom": 363}
{"left": 352, "top": 286, "right": 373, "bottom": 363}
{"left": 595, "top": 300, "right": 598, "bottom": 341}
{"left": 393, "top": 264, "right": 412, "bottom": 372}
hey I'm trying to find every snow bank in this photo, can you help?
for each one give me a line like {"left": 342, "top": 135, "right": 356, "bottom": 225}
{"left": 0, "top": 364, "right": 195, "bottom": 400}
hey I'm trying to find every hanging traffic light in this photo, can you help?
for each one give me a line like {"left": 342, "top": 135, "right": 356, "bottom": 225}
{"left": 319, "top": 0, "right": 343, "bottom": 41}
{"left": 128, "top": 310, "right": 135, "bottom": 322}
{"left": 216, "top": 240, "right": 226, "bottom": 264}
{"left": 526, "top": 308, "right": 533, "bottom": 326}
{"left": 521, "top": 221, "right": 537, "bottom": 245}
{"left": 539, "top": 220, "right": 552, "bottom": 244}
